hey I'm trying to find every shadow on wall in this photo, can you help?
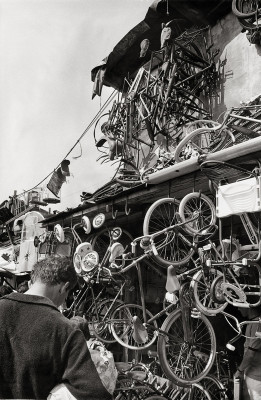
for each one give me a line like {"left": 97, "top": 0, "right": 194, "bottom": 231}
{"left": 210, "top": 12, "right": 261, "bottom": 119}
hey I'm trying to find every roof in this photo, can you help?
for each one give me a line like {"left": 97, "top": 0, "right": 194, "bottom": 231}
{"left": 91, "top": 0, "right": 232, "bottom": 93}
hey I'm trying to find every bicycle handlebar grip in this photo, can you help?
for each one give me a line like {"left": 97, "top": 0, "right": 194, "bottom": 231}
{"left": 131, "top": 242, "right": 137, "bottom": 254}
{"left": 226, "top": 343, "right": 236, "bottom": 351}
{"left": 151, "top": 243, "right": 158, "bottom": 256}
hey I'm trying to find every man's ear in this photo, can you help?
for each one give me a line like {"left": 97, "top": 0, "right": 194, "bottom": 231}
{"left": 61, "top": 281, "right": 70, "bottom": 293}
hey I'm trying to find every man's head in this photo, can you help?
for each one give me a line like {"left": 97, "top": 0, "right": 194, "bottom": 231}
{"left": 30, "top": 255, "right": 77, "bottom": 307}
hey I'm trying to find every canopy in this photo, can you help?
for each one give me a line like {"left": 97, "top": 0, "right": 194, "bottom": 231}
{"left": 91, "top": 0, "right": 231, "bottom": 95}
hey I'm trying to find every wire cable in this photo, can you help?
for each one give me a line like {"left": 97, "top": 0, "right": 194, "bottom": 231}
{"left": 15, "top": 89, "right": 117, "bottom": 198}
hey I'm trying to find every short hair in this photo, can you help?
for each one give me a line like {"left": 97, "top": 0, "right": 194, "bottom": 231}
{"left": 31, "top": 255, "right": 77, "bottom": 290}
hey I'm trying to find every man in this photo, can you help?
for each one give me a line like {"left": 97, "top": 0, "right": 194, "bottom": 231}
{"left": 0, "top": 255, "right": 111, "bottom": 399}
{"left": 234, "top": 305, "right": 261, "bottom": 400}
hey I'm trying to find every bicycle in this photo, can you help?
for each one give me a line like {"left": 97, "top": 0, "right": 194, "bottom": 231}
{"left": 101, "top": 28, "right": 217, "bottom": 187}
{"left": 108, "top": 235, "right": 216, "bottom": 386}
{"left": 177, "top": 160, "right": 261, "bottom": 313}
{"left": 174, "top": 96, "right": 261, "bottom": 163}
{"left": 142, "top": 197, "right": 198, "bottom": 269}
{"left": 64, "top": 262, "right": 125, "bottom": 344}
{"left": 115, "top": 359, "right": 212, "bottom": 400}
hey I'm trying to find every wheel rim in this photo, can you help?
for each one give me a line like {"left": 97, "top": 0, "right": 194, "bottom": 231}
{"left": 111, "top": 304, "right": 158, "bottom": 350}
{"left": 158, "top": 309, "right": 216, "bottom": 385}
{"left": 179, "top": 193, "right": 216, "bottom": 235}
{"left": 143, "top": 198, "right": 194, "bottom": 267}
{"left": 192, "top": 269, "right": 227, "bottom": 316}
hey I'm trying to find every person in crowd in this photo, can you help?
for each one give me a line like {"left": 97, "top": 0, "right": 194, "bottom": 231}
{"left": 0, "top": 255, "right": 112, "bottom": 399}
{"left": 234, "top": 305, "right": 261, "bottom": 400}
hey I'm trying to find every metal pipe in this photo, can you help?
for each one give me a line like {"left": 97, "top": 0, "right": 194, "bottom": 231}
{"left": 146, "top": 136, "right": 261, "bottom": 185}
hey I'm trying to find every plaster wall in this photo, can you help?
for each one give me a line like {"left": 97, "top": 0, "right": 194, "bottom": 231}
{"left": 210, "top": 12, "right": 261, "bottom": 118}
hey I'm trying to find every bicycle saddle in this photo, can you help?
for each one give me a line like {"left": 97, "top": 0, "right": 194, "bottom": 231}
{"left": 165, "top": 265, "right": 180, "bottom": 293}
{"left": 109, "top": 242, "right": 125, "bottom": 263}
{"left": 132, "top": 316, "right": 148, "bottom": 345}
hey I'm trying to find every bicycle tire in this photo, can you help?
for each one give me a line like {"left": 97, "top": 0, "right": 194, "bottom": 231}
{"left": 110, "top": 303, "right": 158, "bottom": 350}
{"left": 201, "top": 375, "right": 229, "bottom": 400}
{"left": 90, "top": 298, "right": 124, "bottom": 344}
{"left": 191, "top": 269, "right": 228, "bottom": 316}
{"left": 143, "top": 198, "right": 195, "bottom": 268}
{"left": 172, "top": 383, "right": 212, "bottom": 400}
{"left": 157, "top": 308, "right": 216, "bottom": 386}
{"left": 232, "top": 0, "right": 261, "bottom": 19}
{"left": 174, "top": 122, "right": 231, "bottom": 163}
{"left": 179, "top": 192, "right": 216, "bottom": 235}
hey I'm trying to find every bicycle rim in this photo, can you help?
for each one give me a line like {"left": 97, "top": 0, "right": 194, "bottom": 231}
{"left": 110, "top": 303, "right": 158, "bottom": 350}
{"left": 201, "top": 375, "right": 229, "bottom": 400}
{"left": 232, "top": 0, "right": 261, "bottom": 19}
{"left": 143, "top": 198, "right": 195, "bottom": 268}
{"left": 90, "top": 298, "right": 123, "bottom": 343}
{"left": 191, "top": 269, "right": 228, "bottom": 316}
{"left": 157, "top": 308, "right": 216, "bottom": 386}
{"left": 179, "top": 192, "right": 216, "bottom": 235}
{"left": 174, "top": 123, "right": 230, "bottom": 163}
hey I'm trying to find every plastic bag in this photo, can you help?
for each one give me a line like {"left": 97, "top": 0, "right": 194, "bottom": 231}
{"left": 87, "top": 338, "right": 118, "bottom": 395}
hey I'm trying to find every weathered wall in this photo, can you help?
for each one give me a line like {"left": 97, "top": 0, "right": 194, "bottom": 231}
{"left": 210, "top": 12, "right": 261, "bottom": 118}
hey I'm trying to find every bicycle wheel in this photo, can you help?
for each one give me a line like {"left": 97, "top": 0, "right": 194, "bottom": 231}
{"left": 157, "top": 308, "right": 216, "bottom": 386}
{"left": 201, "top": 375, "right": 229, "bottom": 400}
{"left": 179, "top": 193, "right": 216, "bottom": 235}
{"left": 232, "top": 0, "right": 261, "bottom": 19}
{"left": 90, "top": 298, "right": 123, "bottom": 344}
{"left": 110, "top": 303, "right": 158, "bottom": 350}
{"left": 168, "top": 383, "right": 212, "bottom": 400}
{"left": 143, "top": 198, "right": 195, "bottom": 268}
{"left": 191, "top": 269, "right": 228, "bottom": 316}
{"left": 91, "top": 228, "right": 133, "bottom": 265}
{"left": 174, "top": 123, "right": 232, "bottom": 163}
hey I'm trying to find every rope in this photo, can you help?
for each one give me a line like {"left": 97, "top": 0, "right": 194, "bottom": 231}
{"left": 15, "top": 89, "right": 117, "bottom": 198}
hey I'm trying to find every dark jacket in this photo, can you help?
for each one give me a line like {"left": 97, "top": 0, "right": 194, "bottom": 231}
{"left": 0, "top": 292, "right": 111, "bottom": 399}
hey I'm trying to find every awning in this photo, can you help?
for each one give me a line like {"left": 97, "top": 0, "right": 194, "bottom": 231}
{"left": 91, "top": 0, "right": 231, "bottom": 95}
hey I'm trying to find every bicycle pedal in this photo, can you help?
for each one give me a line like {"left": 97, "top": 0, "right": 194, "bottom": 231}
{"left": 191, "top": 308, "right": 201, "bottom": 318}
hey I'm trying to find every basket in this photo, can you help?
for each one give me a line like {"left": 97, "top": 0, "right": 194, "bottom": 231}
{"left": 216, "top": 176, "right": 261, "bottom": 218}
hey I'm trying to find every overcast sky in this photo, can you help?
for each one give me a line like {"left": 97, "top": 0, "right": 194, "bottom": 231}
{"left": 0, "top": 0, "right": 151, "bottom": 210}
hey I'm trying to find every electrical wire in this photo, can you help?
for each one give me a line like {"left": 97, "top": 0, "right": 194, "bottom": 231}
{"left": 14, "top": 89, "right": 117, "bottom": 198}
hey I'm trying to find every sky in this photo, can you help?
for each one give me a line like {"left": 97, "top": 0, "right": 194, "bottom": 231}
{"left": 0, "top": 0, "right": 152, "bottom": 211}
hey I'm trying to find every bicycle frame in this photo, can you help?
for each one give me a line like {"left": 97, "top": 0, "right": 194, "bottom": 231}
{"left": 222, "top": 310, "right": 261, "bottom": 351}
{"left": 200, "top": 239, "right": 261, "bottom": 308}
{"left": 114, "top": 213, "right": 199, "bottom": 275}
